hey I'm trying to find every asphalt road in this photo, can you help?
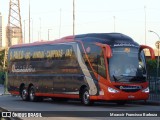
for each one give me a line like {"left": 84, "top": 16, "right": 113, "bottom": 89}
{"left": 0, "top": 95, "right": 160, "bottom": 120}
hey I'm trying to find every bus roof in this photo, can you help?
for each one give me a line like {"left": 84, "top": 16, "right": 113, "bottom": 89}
{"left": 75, "top": 33, "right": 139, "bottom": 47}
{"left": 10, "top": 33, "right": 139, "bottom": 49}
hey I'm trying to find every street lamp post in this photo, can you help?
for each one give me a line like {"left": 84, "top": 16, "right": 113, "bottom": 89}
{"left": 113, "top": 16, "right": 116, "bottom": 32}
{"left": 48, "top": 29, "right": 52, "bottom": 40}
{"left": 144, "top": 6, "right": 147, "bottom": 45}
{"left": 149, "top": 30, "right": 160, "bottom": 89}
{"left": 23, "top": 20, "right": 26, "bottom": 43}
{"left": 29, "top": 0, "right": 31, "bottom": 43}
{"left": 73, "top": 0, "right": 75, "bottom": 35}
{"left": 23, "top": 18, "right": 32, "bottom": 43}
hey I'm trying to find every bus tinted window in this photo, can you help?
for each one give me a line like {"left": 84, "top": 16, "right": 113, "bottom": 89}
{"left": 9, "top": 44, "right": 81, "bottom": 74}
{"left": 83, "top": 43, "right": 107, "bottom": 78}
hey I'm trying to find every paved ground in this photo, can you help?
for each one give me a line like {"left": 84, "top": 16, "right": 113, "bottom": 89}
{"left": 0, "top": 95, "right": 160, "bottom": 120}
{"left": 0, "top": 85, "right": 160, "bottom": 120}
{"left": 0, "top": 84, "right": 4, "bottom": 95}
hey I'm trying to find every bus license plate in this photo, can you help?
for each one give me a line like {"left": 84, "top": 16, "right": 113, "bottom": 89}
{"left": 128, "top": 95, "right": 135, "bottom": 98}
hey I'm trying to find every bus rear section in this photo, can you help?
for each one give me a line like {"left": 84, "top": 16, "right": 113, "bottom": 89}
{"left": 7, "top": 41, "right": 100, "bottom": 105}
{"left": 7, "top": 33, "right": 155, "bottom": 105}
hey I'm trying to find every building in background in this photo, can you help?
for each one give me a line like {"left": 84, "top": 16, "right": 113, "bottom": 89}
{"left": 6, "top": 26, "right": 22, "bottom": 46}
{"left": 145, "top": 49, "right": 159, "bottom": 59}
{"left": 0, "top": 12, "right": 6, "bottom": 48}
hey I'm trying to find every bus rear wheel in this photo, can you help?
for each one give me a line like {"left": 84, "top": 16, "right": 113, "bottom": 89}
{"left": 20, "top": 87, "right": 29, "bottom": 101}
{"left": 81, "top": 88, "right": 94, "bottom": 106}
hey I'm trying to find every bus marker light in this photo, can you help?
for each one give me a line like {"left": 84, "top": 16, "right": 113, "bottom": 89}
{"left": 99, "top": 90, "right": 104, "bottom": 95}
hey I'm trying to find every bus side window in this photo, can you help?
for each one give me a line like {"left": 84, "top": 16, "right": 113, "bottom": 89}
{"left": 97, "top": 50, "right": 106, "bottom": 78}
{"left": 138, "top": 51, "right": 146, "bottom": 74}
{"left": 85, "top": 44, "right": 107, "bottom": 78}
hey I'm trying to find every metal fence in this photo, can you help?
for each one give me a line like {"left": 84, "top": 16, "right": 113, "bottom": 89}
{"left": 148, "top": 75, "right": 160, "bottom": 102}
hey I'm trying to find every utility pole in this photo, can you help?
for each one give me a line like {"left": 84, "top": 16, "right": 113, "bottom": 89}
{"left": 59, "top": 9, "right": 62, "bottom": 38}
{"left": 73, "top": 0, "right": 75, "bottom": 35}
{"left": 113, "top": 16, "right": 116, "bottom": 32}
{"left": 144, "top": 6, "right": 147, "bottom": 45}
{"left": 29, "top": 0, "right": 31, "bottom": 43}
{"left": 39, "top": 18, "right": 41, "bottom": 41}
{"left": 48, "top": 29, "right": 52, "bottom": 40}
{"left": 7, "top": 0, "right": 23, "bottom": 46}
{"left": 23, "top": 20, "right": 26, "bottom": 43}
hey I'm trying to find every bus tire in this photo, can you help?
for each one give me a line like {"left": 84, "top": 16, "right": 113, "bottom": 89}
{"left": 29, "top": 86, "right": 38, "bottom": 102}
{"left": 81, "top": 88, "right": 93, "bottom": 106}
{"left": 20, "top": 86, "right": 29, "bottom": 101}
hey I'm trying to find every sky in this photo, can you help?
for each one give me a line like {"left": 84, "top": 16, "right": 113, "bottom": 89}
{"left": 0, "top": 0, "right": 160, "bottom": 48}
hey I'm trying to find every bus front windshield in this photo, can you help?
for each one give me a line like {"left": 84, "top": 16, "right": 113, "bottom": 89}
{"left": 109, "top": 47, "right": 146, "bottom": 83}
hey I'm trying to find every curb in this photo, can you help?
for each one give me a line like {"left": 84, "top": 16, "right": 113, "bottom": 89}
{"left": 0, "top": 94, "right": 11, "bottom": 96}
{"left": 129, "top": 100, "right": 160, "bottom": 106}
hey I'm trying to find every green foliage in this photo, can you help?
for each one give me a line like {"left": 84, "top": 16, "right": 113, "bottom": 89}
{"left": 0, "top": 49, "right": 5, "bottom": 71}
{"left": 0, "top": 71, "right": 5, "bottom": 84}
{"left": 146, "top": 59, "right": 157, "bottom": 76}
{"left": 0, "top": 49, "right": 7, "bottom": 71}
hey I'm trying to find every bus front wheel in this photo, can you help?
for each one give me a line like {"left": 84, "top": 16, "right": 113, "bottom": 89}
{"left": 81, "top": 88, "right": 93, "bottom": 106}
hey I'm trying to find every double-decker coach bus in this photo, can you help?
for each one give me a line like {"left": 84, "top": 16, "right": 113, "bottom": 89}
{"left": 8, "top": 33, "right": 155, "bottom": 105}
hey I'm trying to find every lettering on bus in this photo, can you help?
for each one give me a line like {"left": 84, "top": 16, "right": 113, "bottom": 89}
{"left": 12, "top": 64, "right": 36, "bottom": 73}
{"left": 10, "top": 51, "right": 24, "bottom": 60}
{"left": 33, "top": 51, "right": 45, "bottom": 59}
{"left": 10, "top": 48, "right": 73, "bottom": 60}
{"left": 24, "top": 52, "right": 31, "bottom": 60}
{"left": 46, "top": 50, "right": 63, "bottom": 58}
{"left": 65, "top": 48, "right": 72, "bottom": 57}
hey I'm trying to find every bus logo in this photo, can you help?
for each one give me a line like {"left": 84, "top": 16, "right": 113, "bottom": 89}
{"left": 119, "top": 86, "right": 142, "bottom": 90}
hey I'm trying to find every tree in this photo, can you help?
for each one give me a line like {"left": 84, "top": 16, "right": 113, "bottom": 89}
{"left": 0, "top": 49, "right": 5, "bottom": 71}
{"left": 146, "top": 59, "right": 157, "bottom": 76}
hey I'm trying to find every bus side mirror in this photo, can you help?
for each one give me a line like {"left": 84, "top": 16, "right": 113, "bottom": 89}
{"left": 96, "top": 43, "right": 112, "bottom": 58}
{"left": 140, "top": 45, "right": 155, "bottom": 60}
{"left": 104, "top": 45, "right": 112, "bottom": 58}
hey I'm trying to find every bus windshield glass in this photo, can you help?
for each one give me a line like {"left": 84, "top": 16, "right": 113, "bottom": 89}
{"left": 109, "top": 47, "right": 146, "bottom": 83}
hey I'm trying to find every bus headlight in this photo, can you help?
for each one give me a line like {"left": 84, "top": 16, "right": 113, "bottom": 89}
{"left": 142, "top": 87, "right": 149, "bottom": 93}
{"left": 108, "top": 87, "right": 119, "bottom": 93}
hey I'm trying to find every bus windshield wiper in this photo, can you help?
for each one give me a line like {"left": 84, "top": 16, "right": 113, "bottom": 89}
{"left": 112, "top": 74, "right": 134, "bottom": 82}
{"left": 113, "top": 75, "right": 119, "bottom": 82}
{"left": 120, "top": 74, "right": 134, "bottom": 77}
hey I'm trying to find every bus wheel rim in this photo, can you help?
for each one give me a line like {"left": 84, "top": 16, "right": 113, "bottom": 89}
{"left": 83, "top": 91, "right": 89, "bottom": 104}
{"left": 30, "top": 89, "right": 35, "bottom": 100}
{"left": 22, "top": 89, "right": 27, "bottom": 99}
